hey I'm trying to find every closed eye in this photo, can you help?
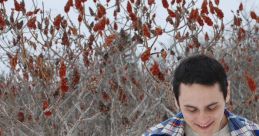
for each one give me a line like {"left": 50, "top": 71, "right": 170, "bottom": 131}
{"left": 208, "top": 105, "right": 217, "bottom": 111}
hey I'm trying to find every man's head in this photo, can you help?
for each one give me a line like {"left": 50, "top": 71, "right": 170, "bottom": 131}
{"left": 172, "top": 54, "right": 228, "bottom": 106}
{"left": 172, "top": 55, "right": 230, "bottom": 135}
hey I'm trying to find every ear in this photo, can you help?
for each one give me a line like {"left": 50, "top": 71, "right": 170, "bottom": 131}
{"left": 226, "top": 80, "right": 231, "bottom": 103}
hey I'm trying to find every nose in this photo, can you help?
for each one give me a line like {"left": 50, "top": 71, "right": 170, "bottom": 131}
{"left": 196, "top": 111, "right": 211, "bottom": 125}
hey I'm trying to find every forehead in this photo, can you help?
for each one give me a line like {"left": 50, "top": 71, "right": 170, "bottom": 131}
{"left": 178, "top": 83, "right": 224, "bottom": 105}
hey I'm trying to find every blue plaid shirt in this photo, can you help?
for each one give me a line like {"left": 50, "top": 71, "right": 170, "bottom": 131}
{"left": 143, "top": 109, "right": 259, "bottom": 136}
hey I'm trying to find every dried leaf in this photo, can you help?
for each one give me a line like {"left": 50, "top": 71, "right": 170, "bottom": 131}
{"left": 250, "top": 11, "right": 257, "bottom": 20}
{"left": 202, "top": 15, "right": 213, "bottom": 26}
{"left": 214, "top": 0, "right": 219, "bottom": 5}
{"left": 127, "top": 1, "right": 132, "bottom": 13}
{"left": 129, "top": 12, "right": 138, "bottom": 22}
{"left": 105, "top": 34, "right": 116, "bottom": 46}
{"left": 143, "top": 24, "right": 151, "bottom": 38}
{"left": 44, "top": 110, "right": 52, "bottom": 117}
{"left": 148, "top": 0, "right": 155, "bottom": 5}
{"left": 17, "top": 112, "right": 25, "bottom": 122}
{"left": 27, "top": 16, "right": 37, "bottom": 29}
{"left": 189, "top": 9, "right": 199, "bottom": 21}
{"left": 43, "top": 101, "right": 49, "bottom": 110}
{"left": 239, "top": 3, "right": 243, "bottom": 11}
{"left": 201, "top": 0, "right": 209, "bottom": 15}
{"left": 14, "top": 0, "right": 25, "bottom": 12}
{"left": 102, "top": 91, "right": 110, "bottom": 101}
{"left": 0, "top": 14, "right": 6, "bottom": 30}
{"left": 162, "top": 0, "right": 169, "bottom": 9}
{"left": 60, "top": 78, "right": 69, "bottom": 93}
{"left": 155, "top": 27, "right": 163, "bottom": 36}
{"left": 245, "top": 73, "right": 257, "bottom": 92}
{"left": 150, "top": 61, "right": 160, "bottom": 76}
{"left": 205, "top": 32, "right": 209, "bottom": 41}
{"left": 97, "top": 4, "right": 106, "bottom": 18}
{"left": 59, "top": 60, "right": 66, "bottom": 78}
{"left": 61, "top": 31, "right": 70, "bottom": 46}
{"left": 141, "top": 48, "right": 151, "bottom": 62}
{"left": 214, "top": 7, "right": 224, "bottom": 19}
{"left": 53, "top": 14, "right": 62, "bottom": 30}
{"left": 72, "top": 68, "right": 80, "bottom": 88}
{"left": 167, "top": 9, "right": 176, "bottom": 17}
{"left": 209, "top": 1, "right": 215, "bottom": 14}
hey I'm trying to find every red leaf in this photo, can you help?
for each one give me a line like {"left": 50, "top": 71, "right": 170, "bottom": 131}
{"left": 0, "top": 0, "right": 7, "bottom": 4}
{"left": 245, "top": 73, "right": 257, "bottom": 92}
{"left": 59, "top": 60, "right": 66, "bottom": 78}
{"left": 102, "top": 91, "right": 110, "bottom": 101}
{"left": 26, "top": 11, "right": 34, "bottom": 16}
{"left": 64, "top": 0, "right": 73, "bottom": 13}
{"left": 61, "top": 31, "right": 69, "bottom": 46}
{"left": 97, "top": 4, "right": 106, "bottom": 18}
{"left": 162, "top": 0, "right": 169, "bottom": 9}
{"left": 93, "top": 17, "right": 106, "bottom": 32}
{"left": 14, "top": 0, "right": 25, "bottom": 12}
{"left": 214, "top": 0, "right": 219, "bottom": 5}
{"left": 209, "top": 1, "right": 215, "bottom": 14}
{"left": 64, "top": 3, "right": 70, "bottom": 13}
{"left": 27, "top": 16, "right": 37, "bottom": 29}
{"left": 214, "top": 7, "right": 224, "bottom": 19}
{"left": 78, "top": 14, "right": 83, "bottom": 23}
{"left": 127, "top": 1, "right": 132, "bottom": 13}
{"left": 250, "top": 11, "right": 257, "bottom": 20}
{"left": 72, "top": 68, "right": 80, "bottom": 88}
{"left": 118, "top": 89, "right": 128, "bottom": 104}
{"left": 53, "top": 14, "right": 62, "bottom": 30}
{"left": 205, "top": 32, "right": 209, "bottom": 41}
{"left": 129, "top": 13, "right": 138, "bottom": 22}
{"left": 141, "top": 48, "right": 151, "bottom": 62}
{"left": 202, "top": 15, "right": 213, "bottom": 26}
{"left": 239, "top": 3, "right": 243, "bottom": 11}
{"left": 158, "top": 72, "right": 165, "bottom": 81}
{"left": 113, "top": 22, "right": 118, "bottom": 30}
{"left": 220, "top": 58, "right": 229, "bottom": 72}
{"left": 234, "top": 16, "right": 242, "bottom": 26}
{"left": 201, "top": 0, "right": 208, "bottom": 15}
{"left": 150, "top": 61, "right": 160, "bottom": 76}
{"left": 189, "top": 9, "right": 199, "bottom": 21}
{"left": 43, "top": 101, "right": 49, "bottom": 110}
{"left": 176, "top": 0, "right": 182, "bottom": 3}
{"left": 75, "top": 0, "right": 83, "bottom": 13}
{"left": 17, "top": 112, "right": 25, "bottom": 122}
{"left": 155, "top": 27, "right": 163, "bottom": 36}
{"left": 143, "top": 24, "right": 150, "bottom": 38}
{"left": 9, "top": 54, "right": 18, "bottom": 70}
{"left": 105, "top": 34, "right": 116, "bottom": 46}
{"left": 60, "top": 78, "right": 69, "bottom": 93}
{"left": 197, "top": 16, "right": 204, "bottom": 26}
{"left": 238, "top": 27, "right": 246, "bottom": 41}
{"left": 83, "top": 50, "right": 90, "bottom": 67}
{"left": 167, "top": 9, "right": 176, "bottom": 17}
{"left": 0, "top": 14, "right": 6, "bottom": 30}
{"left": 148, "top": 0, "right": 155, "bottom": 5}
{"left": 44, "top": 110, "right": 52, "bottom": 117}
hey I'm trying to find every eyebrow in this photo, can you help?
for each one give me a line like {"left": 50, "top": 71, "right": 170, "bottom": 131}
{"left": 184, "top": 102, "right": 218, "bottom": 109}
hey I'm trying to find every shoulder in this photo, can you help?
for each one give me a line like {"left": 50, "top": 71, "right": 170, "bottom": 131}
{"left": 142, "top": 113, "right": 185, "bottom": 136}
{"left": 226, "top": 110, "right": 259, "bottom": 136}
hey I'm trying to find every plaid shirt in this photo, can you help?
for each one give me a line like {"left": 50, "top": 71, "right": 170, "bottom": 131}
{"left": 143, "top": 109, "right": 259, "bottom": 136}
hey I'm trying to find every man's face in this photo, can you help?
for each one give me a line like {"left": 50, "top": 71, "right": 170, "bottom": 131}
{"left": 178, "top": 83, "right": 229, "bottom": 136}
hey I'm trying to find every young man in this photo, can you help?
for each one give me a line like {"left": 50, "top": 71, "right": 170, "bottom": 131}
{"left": 143, "top": 55, "right": 259, "bottom": 136}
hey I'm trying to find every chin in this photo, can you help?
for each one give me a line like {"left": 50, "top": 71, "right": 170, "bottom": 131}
{"left": 193, "top": 121, "right": 217, "bottom": 135}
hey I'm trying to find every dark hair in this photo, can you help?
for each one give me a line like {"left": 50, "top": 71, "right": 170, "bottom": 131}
{"left": 172, "top": 55, "right": 228, "bottom": 105}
